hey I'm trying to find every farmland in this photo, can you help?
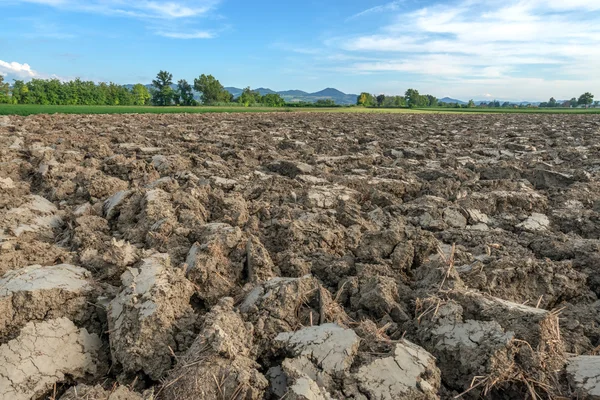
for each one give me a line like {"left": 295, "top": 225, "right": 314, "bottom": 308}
{"left": 1, "top": 103, "right": 600, "bottom": 116}
{"left": 1, "top": 112, "right": 600, "bottom": 399}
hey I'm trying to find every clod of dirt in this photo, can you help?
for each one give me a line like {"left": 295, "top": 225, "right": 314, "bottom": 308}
{"left": 0, "top": 318, "right": 103, "bottom": 400}
{"left": 416, "top": 301, "right": 513, "bottom": 393}
{"left": 457, "top": 257, "right": 588, "bottom": 310}
{"left": 60, "top": 384, "right": 143, "bottom": 400}
{"left": 339, "top": 274, "right": 410, "bottom": 325}
{"left": 185, "top": 223, "right": 275, "bottom": 304}
{"left": 1, "top": 195, "right": 63, "bottom": 239}
{"left": 0, "top": 263, "right": 95, "bottom": 341}
{"left": 417, "top": 294, "right": 565, "bottom": 397}
{"left": 275, "top": 323, "right": 360, "bottom": 373}
{"left": 517, "top": 213, "right": 550, "bottom": 232}
{"left": 103, "top": 190, "right": 133, "bottom": 220}
{"left": 240, "top": 275, "right": 348, "bottom": 355}
{"left": 567, "top": 356, "right": 600, "bottom": 399}
{"left": 107, "top": 253, "right": 195, "bottom": 380}
{"left": 527, "top": 169, "right": 576, "bottom": 189}
{"left": 268, "top": 324, "right": 359, "bottom": 399}
{"left": 304, "top": 185, "right": 359, "bottom": 209}
{"left": 267, "top": 160, "right": 314, "bottom": 178}
{"left": 160, "top": 298, "right": 268, "bottom": 400}
{"left": 451, "top": 291, "right": 566, "bottom": 353}
{"left": 346, "top": 340, "right": 441, "bottom": 400}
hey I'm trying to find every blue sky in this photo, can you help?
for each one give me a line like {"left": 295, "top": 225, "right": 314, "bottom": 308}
{"left": 0, "top": 0, "right": 599, "bottom": 101}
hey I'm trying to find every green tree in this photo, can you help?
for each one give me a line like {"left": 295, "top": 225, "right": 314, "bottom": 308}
{"left": 425, "top": 95, "right": 438, "bottom": 107}
{"left": 594, "top": 101, "right": 600, "bottom": 108}
{"left": 405, "top": 89, "right": 428, "bottom": 108}
{"left": 548, "top": 97, "right": 557, "bottom": 107}
{"left": 0, "top": 75, "right": 10, "bottom": 103}
{"left": 357, "top": 92, "right": 375, "bottom": 106}
{"left": 176, "top": 80, "right": 195, "bottom": 106}
{"left": 569, "top": 97, "right": 578, "bottom": 108}
{"left": 467, "top": 100, "right": 475, "bottom": 108}
{"left": 239, "top": 87, "right": 261, "bottom": 107}
{"left": 193, "top": 74, "right": 230, "bottom": 105}
{"left": 578, "top": 92, "right": 594, "bottom": 107}
{"left": 152, "top": 70, "right": 174, "bottom": 106}
{"left": 376, "top": 94, "right": 386, "bottom": 107}
{"left": 10, "top": 80, "right": 27, "bottom": 103}
{"left": 132, "top": 84, "right": 151, "bottom": 105}
{"left": 393, "top": 96, "right": 406, "bottom": 107}
{"left": 262, "top": 93, "right": 285, "bottom": 107}
{"left": 315, "top": 99, "right": 336, "bottom": 107}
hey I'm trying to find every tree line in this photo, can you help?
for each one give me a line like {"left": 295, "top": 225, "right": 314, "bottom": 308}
{"left": 0, "top": 71, "right": 289, "bottom": 107}
{"left": 1, "top": 72, "right": 596, "bottom": 109}
{"left": 357, "top": 89, "right": 442, "bottom": 108}
{"left": 539, "top": 93, "right": 596, "bottom": 108}
{"left": 0, "top": 74, "right": 151, "bottom": 106}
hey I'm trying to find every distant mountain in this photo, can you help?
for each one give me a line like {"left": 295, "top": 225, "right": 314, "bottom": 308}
{"left": 220, "top": 87, "right": 358, "bottom": 105}
{"left": 474, "top": 100, "right": 541, "bottom": 106}
{"left": 278, "top": 89, "right": 309, "bottom": 96}
{"left": 439, "top": 97, "right": 467, "bottom": 105}
{"left": 224, "top": 87, "right": 243, "bottom": 97}
{"left": 312, "top": 88, "right": 345, "bottom": 97}
{"left": 255, "top": 87, "right": 277, "bottom": 95}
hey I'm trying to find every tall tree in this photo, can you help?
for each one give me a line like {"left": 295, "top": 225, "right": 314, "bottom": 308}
{"left": 357, "top": 92, "right": 375, "bottom": 106}
{"left": 376, "top": 94, "right": 386, "bottom": 107}
{"left": 467, "top": 99, "right": 475, "bottom": 108}
{"left": 151, "top": 70, "right": 174, "bottom": 106}
{"left": 177, "top": 79, "right": 195, "bottom": 106}
{"left": 262, "top": 93, "right": 285, "bottom": 107}
{"left": 393, "top": 96, "right": 406, "bottom": 107}
{"left": 193, "top": 74, "right": 230, "bottom": 105}
{"left": 425, "top": 94, "right": 438, "bottom": 107}
{"left": 570, "top": 97, "right": 578, "bottom": 107}
{"left": 405, "top": 89, "right": 428, "bottom": 108}
{"left": 548, "top": 97, "right": 557, "bottom": 107}
{"left": 239, "top": 87, "right": 261, "bottom": 107}
{"left": 578, "top": 92, "right": 594, "bottom": 107}
{"left": 10, "top": 80, "right": 28, "bottom": 104}
{"left": 132, "top": 84, "right": 151, "bottom": 105}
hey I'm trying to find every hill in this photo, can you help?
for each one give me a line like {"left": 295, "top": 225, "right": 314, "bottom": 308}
{"left": 439, "top": 97, "right": 467, "bottom": 105}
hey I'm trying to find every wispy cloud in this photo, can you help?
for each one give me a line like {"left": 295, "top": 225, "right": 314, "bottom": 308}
{"left": 329, "top": 0, "right": 600, "bottom": 99}
{"left": 271, "top": 43, "right": 323, "bottom": 55}
{"left": 5, "top": 0, "right": 224, "bottom": 39}
{"left": 346, "top": 1, "right": 406, "bottom": 21}
{"left": 10, "top": 0, "right": 221, "bottom": 19}
{"left": 155, "top": 30, "right": 214, "bottom": 39}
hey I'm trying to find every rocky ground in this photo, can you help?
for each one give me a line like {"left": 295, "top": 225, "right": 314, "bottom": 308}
{"left": 1, "top": 112, "right": 600, "bottom": 399}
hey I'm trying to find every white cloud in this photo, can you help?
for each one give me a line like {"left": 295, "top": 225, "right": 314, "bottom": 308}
{"left": 10, "top": 0, "right": 220, "bottom": 19}
{"left": 156, "top": 30, "right": 214, "bottom": 39}
{"left": 0, "top": 60, "right": 38, "bottom": 78}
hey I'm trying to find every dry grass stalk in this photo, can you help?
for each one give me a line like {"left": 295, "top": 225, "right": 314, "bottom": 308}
{"left": 437, "top": 242, "right": 456, "bottom": 290}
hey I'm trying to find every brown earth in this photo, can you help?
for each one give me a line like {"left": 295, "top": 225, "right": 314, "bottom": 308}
{"left": 1, "top": 112, "right": 600, "bottom": 399}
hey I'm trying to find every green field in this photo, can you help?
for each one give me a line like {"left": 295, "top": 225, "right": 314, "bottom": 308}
{"left": 1, "top": 104, "right": 599, "bottom": 116}
{"left": 423, "top": 107, "right": 600, "bottom": 114}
